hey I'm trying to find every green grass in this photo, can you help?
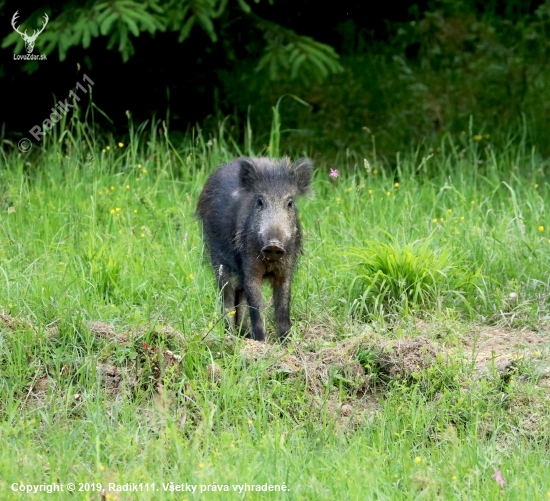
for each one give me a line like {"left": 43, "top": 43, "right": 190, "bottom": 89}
{"left": 0, "top": 120, "right": 549, "bottom": 500}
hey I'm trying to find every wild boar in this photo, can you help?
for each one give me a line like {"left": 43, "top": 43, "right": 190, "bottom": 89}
{"left": 197, "top": 156, "right": 313, "bottom": 342}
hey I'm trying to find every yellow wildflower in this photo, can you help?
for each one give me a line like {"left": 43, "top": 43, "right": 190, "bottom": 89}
{"left": 118, "top": 142, "right": 124, "bottom": 148}
{"left": 539, "top": 225, "right": 545, "bottom": 232}
{"left": 394, "top": 182, "right": 400, "bottom": 188}
{"left": 414, "top": 457, "right": 422, "bottom": 463}
{"left": 473, "top": 135, "right": 482, "bottom": 141}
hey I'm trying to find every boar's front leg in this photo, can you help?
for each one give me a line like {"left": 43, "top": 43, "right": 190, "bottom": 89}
{"left": 243, "top": 272, "right": 265, "bottom": 341}
{"left": 273, "top": 274, "right": 293, "bottom": 342}
{"left": 235, "top": 287, "right": 250, "bottom": 335}
{"left": 215, "top": 263, "right": 236, "bottom": 328}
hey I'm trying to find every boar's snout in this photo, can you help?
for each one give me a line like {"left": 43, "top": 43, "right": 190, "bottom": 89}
{"left": 261, "top": 240, "right": 286, "bottom": 262}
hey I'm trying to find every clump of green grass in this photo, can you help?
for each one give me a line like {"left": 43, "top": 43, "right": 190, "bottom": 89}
{"left": 347, "top": 239, "right": 474, "bottom": 318}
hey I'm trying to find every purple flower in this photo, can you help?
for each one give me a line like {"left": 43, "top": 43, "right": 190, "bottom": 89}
{"left": 329, "top": 169, "right": 339, "bottom": 179}
{"left": 491, "top": 468, "right": 505, "bottom": 488}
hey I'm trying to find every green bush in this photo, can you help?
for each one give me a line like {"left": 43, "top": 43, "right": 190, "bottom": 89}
{"left": 220, "top": 2, "right": 550, "bottom": 158}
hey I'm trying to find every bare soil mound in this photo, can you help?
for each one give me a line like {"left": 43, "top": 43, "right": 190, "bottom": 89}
{"left": 2, "top": 310, "right": 549, "bottom": 432}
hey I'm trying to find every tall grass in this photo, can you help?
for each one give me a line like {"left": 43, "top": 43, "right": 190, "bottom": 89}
{"left": 0, "top": 117, "right": 549, "bottom": 500}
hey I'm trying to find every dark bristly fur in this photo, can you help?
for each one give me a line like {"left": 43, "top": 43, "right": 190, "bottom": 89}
{"left": 197, "top": 156, "right": 313, "bottom": 342}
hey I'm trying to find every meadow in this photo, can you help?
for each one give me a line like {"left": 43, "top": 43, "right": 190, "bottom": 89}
{"left": 0, "top": 118, "right": 549, "bottom": 500}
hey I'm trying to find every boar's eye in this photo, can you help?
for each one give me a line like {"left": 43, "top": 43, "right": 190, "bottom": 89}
{"left": 257, "top": 197, "right": 264, "bottom": 208}
{"left": 287, "top": 199, "right": 294, "bottom": 208}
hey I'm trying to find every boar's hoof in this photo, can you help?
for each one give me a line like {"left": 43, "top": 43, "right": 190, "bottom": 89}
{"left": 261, "top": 241, "right": 285, "bottom": 262}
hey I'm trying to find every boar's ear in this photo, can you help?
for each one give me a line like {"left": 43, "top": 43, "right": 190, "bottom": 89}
{"left": 291, "top": 158, "right": 313, "bottom": 195}
{"left": 239, "top": 158, "right": 258, "bottom": 191}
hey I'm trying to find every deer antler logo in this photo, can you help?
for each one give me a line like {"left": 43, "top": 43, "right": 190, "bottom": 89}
{"left": 11, "top": 11, "right": 49, "bottom": 54}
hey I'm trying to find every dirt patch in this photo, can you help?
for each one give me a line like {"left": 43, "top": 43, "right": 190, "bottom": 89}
{"left": 410, "top": 318, "right": 550, "bottom": 376}
{"left": 97, "top": 363, "right": 124, "bottom": 397}
{"left": 32, "top": 374, "right": 51, "bottom": 394}
{"left": 1, "top": 310, "right": 37, "bottom": 332}
{"left": 240, "top": 339, "right": 303, "bottom": 376}
{"left": 466, "top": 325, "right": 546, "bottom": 357}
{"left": 88, "top": 321, "right": 127, "bottom": 343}
{"left": 19, "top": 374, "right": 55, "bottom": 412}
{"left": 206, "top": 363, "right": 223, "bottom": 383}
{"left": 240, "top": 335, "right": 439, "bottom": 394}
{"left": 87, "top": 320, "right": 186, "bottom": 346}
{"left": 460, "top": 325, "right": 549, "bottom": 375}
{"left": 375, "top": 337, "right": 438, "bottom": 378}
{"left": 300, "top": 322, "right": 342, "bottom": 344}
{"left": 323, "top": 395, "right": 380, "bottom": 432}
{"left": 0, "top": 310, "right": 60, "bottom": 336}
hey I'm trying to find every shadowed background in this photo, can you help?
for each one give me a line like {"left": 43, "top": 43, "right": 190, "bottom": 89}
{"left": 1, "top": 0, "right": 549, "bottom": 158}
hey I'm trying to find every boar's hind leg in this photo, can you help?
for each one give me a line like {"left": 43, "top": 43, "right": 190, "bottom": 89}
{"left": 235, "top": 287, "right": 250, "bottom": 336}
{"left": 273, "top": 275, "right": 292, "bottom": 342}
{"left": 216, "top": 264, "right": 236, "bottom": 328}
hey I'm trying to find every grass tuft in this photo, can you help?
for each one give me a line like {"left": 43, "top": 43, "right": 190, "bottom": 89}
{"left": 347, "top": 239, "right": 472, "bottom": 318}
